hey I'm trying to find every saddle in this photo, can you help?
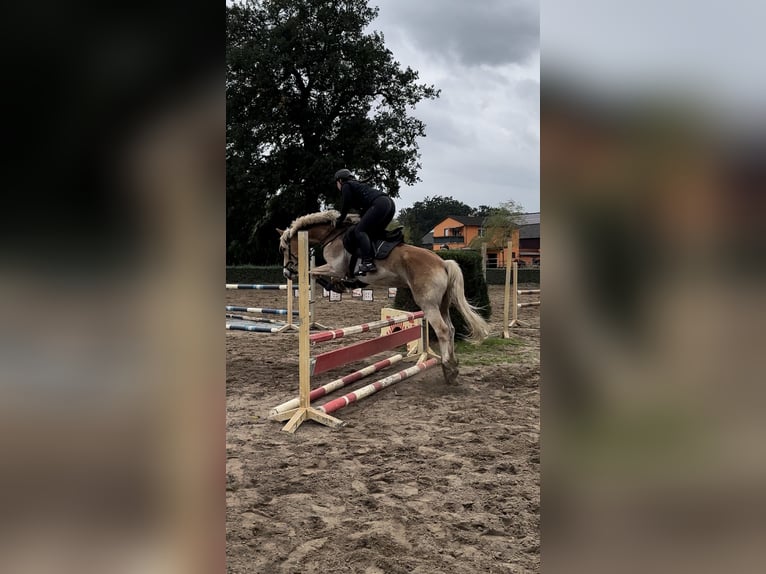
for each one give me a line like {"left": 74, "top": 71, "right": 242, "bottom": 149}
{"left": 341, "top": 225, "right": 405, "bottom": 279}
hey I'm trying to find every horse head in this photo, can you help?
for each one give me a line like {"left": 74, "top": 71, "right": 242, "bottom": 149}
{"left": 278, "top": 210, "right": 350, "bottom": 280}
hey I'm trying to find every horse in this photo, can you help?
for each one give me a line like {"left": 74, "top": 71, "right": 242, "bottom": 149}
{"left": 278, "top": 210, "right": 490, "bottom": 384}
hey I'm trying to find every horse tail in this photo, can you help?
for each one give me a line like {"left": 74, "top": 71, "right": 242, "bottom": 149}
{"left": 444, "top": 260, "right": 490, "bottom": 343}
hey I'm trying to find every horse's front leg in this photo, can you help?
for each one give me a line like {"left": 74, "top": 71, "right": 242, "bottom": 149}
{"left": 309, "top": 263, "right": 344, "bottom": 277}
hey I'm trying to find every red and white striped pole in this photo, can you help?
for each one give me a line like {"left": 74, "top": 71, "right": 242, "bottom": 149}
{"left": 269, "top": 354, "right": 404, "bottom": 415}
{"left": 310, "top": 311, "right": 425, "bottom": 343}
{"left": 317, "top": 358, "right": 439, "bottom": 415}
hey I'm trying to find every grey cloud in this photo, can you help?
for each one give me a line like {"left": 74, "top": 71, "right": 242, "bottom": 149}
{"left": 374, "top": 0, "right": 538, "bottom": 66}
{"left": 419, "top": 114, "right": 472, "bottom": 147}
{"left": 411, "top": 119, "right": 539, "bottom": 207}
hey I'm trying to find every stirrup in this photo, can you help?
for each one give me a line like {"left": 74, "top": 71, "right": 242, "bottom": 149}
{"left": 355, "top": 260, "right": 376, "bottom": 276}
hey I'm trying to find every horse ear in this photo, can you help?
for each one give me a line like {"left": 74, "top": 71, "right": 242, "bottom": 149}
{"left": 276, "top": 228, "right": 284, "bottom": 235}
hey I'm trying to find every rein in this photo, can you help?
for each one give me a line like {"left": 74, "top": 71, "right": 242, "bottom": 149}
{"left": 315, "top": 225, "right": 345, "bottom": 251}
{"left": 283, "top": 222, "right": 347, "bottom": 276}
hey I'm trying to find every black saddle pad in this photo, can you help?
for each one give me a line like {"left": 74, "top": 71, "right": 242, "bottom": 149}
{"left": 342, "top": 225, "right": 404, "bottom": 260}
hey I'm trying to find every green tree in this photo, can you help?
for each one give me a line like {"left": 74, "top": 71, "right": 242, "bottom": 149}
{"left": 473, "top": 205, "right": 495, "bottom": 218}
{"left": 227, "top": 0, "right": 439, "bottom": 264}
{"left": 468, "top": 200, "right": 525, "bottom": 249}
{"left": 397, "top": 195, "right": 474, "bottom": 245}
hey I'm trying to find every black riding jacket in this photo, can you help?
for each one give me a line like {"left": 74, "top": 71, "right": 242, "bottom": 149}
{"left": 337, "top": 180, "right": 386, "bottom": 222}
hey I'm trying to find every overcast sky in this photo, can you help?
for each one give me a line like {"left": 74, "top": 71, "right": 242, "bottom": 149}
{"left": 369, "top": 0, "right": 540, "bottom": 213}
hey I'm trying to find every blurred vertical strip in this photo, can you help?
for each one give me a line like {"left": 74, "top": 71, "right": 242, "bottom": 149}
{"left": 0, "top": 1, "right": 224, "bottom": 573}
{"left": 542, "top": 1, "right": 766, "bottom": 573}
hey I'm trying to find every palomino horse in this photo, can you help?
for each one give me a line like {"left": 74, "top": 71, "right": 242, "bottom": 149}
{"left": 278, "top": 210, "right": 489, "bottom": 384}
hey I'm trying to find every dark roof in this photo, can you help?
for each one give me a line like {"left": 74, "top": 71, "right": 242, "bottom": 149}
{"left": 421, "top": 231, "right": 434, "bottom": 245}
{"left": 448, "top": 215, "right": 485, "bottom": 227}
{"left": 518, "top": 212, "right": 540, "bottom": 225}
{"left": 519, "top": 223, "right": 540, "bottom": 239}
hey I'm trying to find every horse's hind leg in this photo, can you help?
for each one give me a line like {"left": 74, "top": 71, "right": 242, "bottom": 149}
{"left": 440, "top": 291, "right": 458, "bottom": 383}
{"left": 422, "top": 304, "right": 459, "bottom": 385}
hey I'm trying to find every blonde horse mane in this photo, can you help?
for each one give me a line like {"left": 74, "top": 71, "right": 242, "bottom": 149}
{"left": 279, "top": 210, "right": 359, "bottom": 250}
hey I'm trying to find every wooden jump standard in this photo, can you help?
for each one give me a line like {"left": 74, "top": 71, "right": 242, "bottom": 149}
{"left": 503, "top": 243, "right": 541, "bottom": 338}
{"left": 269, "top": 231, "right": 439, "bottom": 433}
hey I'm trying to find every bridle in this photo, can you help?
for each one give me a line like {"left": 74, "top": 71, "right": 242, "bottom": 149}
{"left": 282, "top": 223, "right": 347, "bottom": 278}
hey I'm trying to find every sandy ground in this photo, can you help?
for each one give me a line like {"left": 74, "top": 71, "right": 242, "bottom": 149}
{"left": 226, "top": 284, "right": 540, "bottom": 573}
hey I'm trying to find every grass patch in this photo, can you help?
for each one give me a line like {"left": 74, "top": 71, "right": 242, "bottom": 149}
{"left": 453, "top": 336, "right": 527, "bottom": 366}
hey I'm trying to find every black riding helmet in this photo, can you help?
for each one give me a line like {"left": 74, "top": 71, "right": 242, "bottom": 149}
{"left": 334, "top": 168, "right": 353, "bottom": 181}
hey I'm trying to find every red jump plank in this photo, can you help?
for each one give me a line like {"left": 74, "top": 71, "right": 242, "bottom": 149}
{"left": 311, "top": 326, "right": 421, "bottom": 375}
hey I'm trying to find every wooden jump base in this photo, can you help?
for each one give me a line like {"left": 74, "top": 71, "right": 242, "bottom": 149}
{"left": 503, "top": 246, "right": 541, "bottom": 338}
{"left": 380, "top": 307, "right": 422, "bottom": 358}
{"left": 269, "top": 231, "right": 439, "bottom": 433}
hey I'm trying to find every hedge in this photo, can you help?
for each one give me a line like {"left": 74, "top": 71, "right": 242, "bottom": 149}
{"left": 486, "top": 266, "right": 539, "bottom": 285}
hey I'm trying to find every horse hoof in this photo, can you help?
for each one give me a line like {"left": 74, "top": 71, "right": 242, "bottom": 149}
{"left": 442, "top": 364, "right": 460, "bottom": 385}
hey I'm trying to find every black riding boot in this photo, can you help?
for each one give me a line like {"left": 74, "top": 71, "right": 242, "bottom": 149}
{"left": 356, "top": 258, "right": 376, "bottom": 275}
{"left": 354, "top": 231, "right": 377, "bottom": 275}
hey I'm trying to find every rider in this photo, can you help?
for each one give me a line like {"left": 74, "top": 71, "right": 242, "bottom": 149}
{"left": 334, "top": 168, "right": 396, "bottom": 276}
